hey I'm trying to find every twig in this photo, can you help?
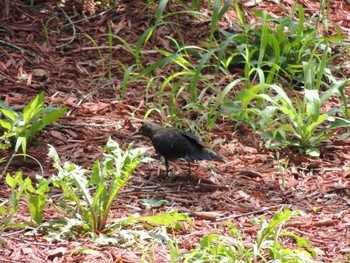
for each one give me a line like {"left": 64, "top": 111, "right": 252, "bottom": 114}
{"left": 55, "top": 5, "right": 76, "bottom": 50}
{"left": 216, "top": 205, "right": 280, "bottom": 222}
{"left": 0, "top": 39, "right": 36, "bottom": 57}
{"left": 0, "top": 258, "right": 31, "bottom": 263}
{"left": 54, "top": 121, "right": 121, "bottom": 127}
{"left": 4, "top": 236, "right": 55, "bottom": 247}
{"left": 65, "top": 10, "right": 111, "bottom": 26}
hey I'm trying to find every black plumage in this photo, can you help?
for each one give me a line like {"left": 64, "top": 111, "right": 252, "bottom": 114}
{"left": 134, "top": 122, "right": 223, "bottom": 177}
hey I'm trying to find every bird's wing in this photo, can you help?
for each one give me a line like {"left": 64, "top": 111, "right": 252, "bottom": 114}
{"left": 152, "top": 130, "right": 193, "bottom": 157}
{"left": 178, "top": 129, "right": 204, "bottom": 147}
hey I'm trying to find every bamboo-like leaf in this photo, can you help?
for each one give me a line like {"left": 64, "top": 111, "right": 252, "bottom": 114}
{"left": 136, "top": 54, "right": 182, "bottom": 79}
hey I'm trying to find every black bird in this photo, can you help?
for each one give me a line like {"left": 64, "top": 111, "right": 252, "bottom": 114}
{"left": 134, "top": 122, "right": 223, "bottom": 177}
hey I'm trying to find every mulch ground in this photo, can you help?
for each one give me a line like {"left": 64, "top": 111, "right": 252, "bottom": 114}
{"left": 0, "top": 0, "right": 350, "bottom": 262}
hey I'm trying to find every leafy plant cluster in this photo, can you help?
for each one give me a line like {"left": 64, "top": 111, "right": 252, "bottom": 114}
{"left": 0, "top": 92, "right": 66, "bottom": 153}
{"left": 0, "top": 137, "right": 150, "bottom": 232}
{"left": 1, "top": 166, "right": 316, "bottom": 262}
{"left": 180, "top": 209, "right": 315, "bottom": 263}
{"left": 0, "top": 92, "right": 67, "bottom": 177}
{"left": 47, "top": 138, "right": 148, "bottom": 233}
{"left": 109, "top": 0, "right": 350, "bottom": 156}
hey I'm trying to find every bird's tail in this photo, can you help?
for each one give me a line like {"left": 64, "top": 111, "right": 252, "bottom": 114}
{"left": 187, "top": 148, "right": 224, "bottom": 162}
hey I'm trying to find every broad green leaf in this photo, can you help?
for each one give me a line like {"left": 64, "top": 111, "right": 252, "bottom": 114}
{"left": 0, "top": 119, "right": 12, "bottom": 130}
{"left": 269, "top": 84, "right": 293, "bottom": 108}
{"left": 5, "top": 173, "right": 16, "bottom": 188}
{"left": 47, "top": 144, "right": 61, "bottom": 167}
{"left": 305, "top": 147, "right": 320, "bottom": 157}
{"left": 306, "top": 113, "right": 328, "bottom": 133}
{"left": 139, "top": 211, "right": 191, "bottom": 226}
{"left": 23, "top": 92, "right": 44, "bottom": 122}
{"left": 339, "top": 132, "right": 350, "bottom": 140}
{"left": 90, "top": 160, "right": 102, "bottom": 185}
{"left": 235, "top": 87, "right": 259, "bottom": 108}
{"left": 40, "top": 107, "right": 67, "bottom": 130}
{"left": 328, "top": 118, "right": 350, "bottom": 129}
{"left": 0, "top": 100, "right": 16, "bottom": 112}
{"left": 311, "top": 133, "right": 333, "bottom": 145}
{"left": 305, "top": 89, "right": 320, "bottom": 121}
{"left": 200, "top": 233, "right": 219, "bottom": 248}
{"left": 321, "top": 79, "right": 346, "bottom": 103}
{"left": 141, "top": 197, "right": 169, "bottom": 208}
{"left": 0, "top": 205, "right": 6, "bottom": 215}
{"left": 0, "top": 108, "right": 17, "bottom": 121}
{"left": 27, "top": 194, "right": 45, "bottom": 224}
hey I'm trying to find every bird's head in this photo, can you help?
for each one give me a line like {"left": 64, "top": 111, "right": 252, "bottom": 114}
{"left": 133, "top": 122, "right": 162, "bottom": 139}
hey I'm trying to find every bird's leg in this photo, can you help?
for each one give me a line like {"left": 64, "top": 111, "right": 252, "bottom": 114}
{"left": 187, "top": 161, "right": 191, "bottom": 178}
{"left": 165, "top": 159, "right": 170, "bottom": 178}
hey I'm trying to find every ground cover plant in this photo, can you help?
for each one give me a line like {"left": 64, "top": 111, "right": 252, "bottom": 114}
{"left": 0, "top": 0, "right": 350, "bottom": 262}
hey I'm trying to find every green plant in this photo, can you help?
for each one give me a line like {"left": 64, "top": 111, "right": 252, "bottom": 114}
{"left": 223, "top": 38, "right": 350, "bottom": 156}
{"left": 259, "top": 69, "right": 349, "bottom": 156}
{"left": 108, "top": 211, "right": 191, "bottom": 261}
{"left": 217, "top": 2, "right": 344, "bottom": 86}
{"left": 0, "top": 171, "right": 50, "bottom": 230}
{"left": 47, "top": 138, "right": 149, "bottom": 233}
{"left": 117, "top": 2, "right": 237, "bottom": 128}
{"left": 0, "top": 92, "right": 67, "bottom": 154}
{"left": 180, "top": 209, "right": 315, "bottom": 262}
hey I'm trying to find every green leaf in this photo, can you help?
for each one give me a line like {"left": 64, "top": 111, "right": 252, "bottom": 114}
{"left": 154, "top": 0, "right": 168, "bottom": 31}
{"left": 199, "top": 233, "right": 219, "bottom": 248}
{"left": 328, "top": 118, "right": 350, "bottom": 129}
{"left": 47, "top": 144, "right": 61, "bottom": 168}
{"left": 304, "top": 89, "right": 320, "bottom": 122}
{"left": 190, "top": 49, "right": 215, "bottom": 99}
{"left": 139, "top": 211, "right": 192, "bottom": 226}
{"left": 121, "top": 65, "right": 134, "bottom": 99}
{"left": 339, "top": 132, "right": 350, "bottom": 140}
{"left": 0, "top": 108, "right": 17, "bottom": 121}
{"left": 281, "top": 232, "right": 316, "bottom": 257}
{"left": 0, "top": 119, "right": 12, "bottom": 130}
{"left": 15, "top": 136, "right": 26, "bottom": 154}
{"left": 136, "top": 53, "right": 182, "bottom": 78}
{"left": 210, "top": 0, "right": 221, "bottom": 41}
{"left": 27, "top": 194, "right": 45, "bottom": 224}
{"left": 218, "top": 0, "right": 234, "bottom": 18}
{"left": 269, "top": 84, "right": 293, "bottom": 108}
{"left": 307, "top": 113, "right": 328, "bottom": 134}
{"left": 305, "top": 147, "right": 320, "bottom": 157}
{"left": 0, "top": 205, "right": 6, "bottom": 215}
{"left": 320, "top": 79, "right": 346, "bottom": 103}
{"left": 5, "top": 173, "right": 16, "bottom": 188}
{"left": 39, "top": 107, "right": 67, "bottom": 130}
{"left": 141, "top": 197, "right": 169, "bottom": 208}
{"left": 135, "top": 27, "right": 153, "bottom": 62}
{"left": 235, "top": 86, "right": 260, "bottom": 108}
{"left": 23, "top": 92, "right": 44, "bottom": 122}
